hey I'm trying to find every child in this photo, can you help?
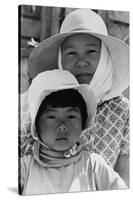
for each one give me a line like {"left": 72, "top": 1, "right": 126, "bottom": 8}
{"left": 20, "top": 70, "right": 127, "bottom": 195}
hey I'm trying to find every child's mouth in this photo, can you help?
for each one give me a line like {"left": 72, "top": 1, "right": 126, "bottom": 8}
{"left": 56, "top": 138, "right": 68, "bottom": 141}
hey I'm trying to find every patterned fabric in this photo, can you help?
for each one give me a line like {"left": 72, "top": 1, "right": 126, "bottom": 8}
{"left": 82, "top": 96, "right": 129, "bottom": 167}
{"left": 19, "top": 92, "right": 34, "bottom": 157}
{"left": 19, "top": 91, "right": 129, "bottom": 168}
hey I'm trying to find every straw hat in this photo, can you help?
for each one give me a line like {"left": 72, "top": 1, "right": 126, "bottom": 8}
{"left": 28, "top": 70, "right": 96, "bottom": 139}
{"left": 28, "top": 9, "right": 129, "bottom": 94}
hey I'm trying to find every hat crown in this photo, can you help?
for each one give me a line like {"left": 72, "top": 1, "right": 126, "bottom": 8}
{"left": 60, "top": 9, "right": 108, "bottom": 35}
{"left": 29, "top": 70, "right": 79, "bottom": 104}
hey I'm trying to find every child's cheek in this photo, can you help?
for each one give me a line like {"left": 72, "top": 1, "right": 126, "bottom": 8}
{"left": 69, "top": 119, "right": 82, "bottom": 130}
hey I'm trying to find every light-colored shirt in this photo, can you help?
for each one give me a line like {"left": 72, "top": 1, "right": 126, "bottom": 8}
{"left": 20, "top": 151, "right": 127, "bottom": 195}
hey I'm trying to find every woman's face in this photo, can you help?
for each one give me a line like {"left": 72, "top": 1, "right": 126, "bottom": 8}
{"left": 61, "top": 34, "right": 101, "bottom": 84}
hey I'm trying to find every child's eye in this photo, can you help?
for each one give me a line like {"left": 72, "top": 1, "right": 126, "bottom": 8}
{"left": 47, "top": 115, "right": 56, "bottom": 119}
{"left": 68, "top": 115, "right": 77, "bottom": 119}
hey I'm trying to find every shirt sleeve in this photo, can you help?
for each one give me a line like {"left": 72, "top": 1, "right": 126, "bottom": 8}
{"left": 20, "top": 91, "right": 31, "bottom": 133}
{"left": 91, "top": 153, "right": 128, "bottom": 190}
{"left": 119, "top": 97, "right": 129, "bottom": 155}
{"left": 19, "top": 155, "right": 33, "bottom": 195}
{"left": 20, "top": 91, "right": 34, "bottom": 157}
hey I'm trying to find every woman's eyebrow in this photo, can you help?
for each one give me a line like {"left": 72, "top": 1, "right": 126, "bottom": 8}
{"left": 62, "top": 43, "right": 99, "bottom": 50}
{"left": 86, "top": 43, "right": 99, "bottom": 48}
{"left": 62, "top": 45, "right": 75, "bottom": 51}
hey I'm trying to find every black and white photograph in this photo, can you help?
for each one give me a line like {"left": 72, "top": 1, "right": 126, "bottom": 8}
{"left": 18, "top": 4, "right": 130, "bottom": 196}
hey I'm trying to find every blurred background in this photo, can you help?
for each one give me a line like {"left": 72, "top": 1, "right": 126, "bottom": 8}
{"left": 19, "top": 5, "right": 129, "bottom": 98}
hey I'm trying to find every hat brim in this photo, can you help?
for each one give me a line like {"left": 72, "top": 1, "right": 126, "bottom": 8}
{"left": 28, "top": 31, "right": 129, "bottom": 96}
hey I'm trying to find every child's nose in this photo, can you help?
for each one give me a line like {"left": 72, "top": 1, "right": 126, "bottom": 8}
{"left": 57, "top": 124, "right": 68, "bottom": 133}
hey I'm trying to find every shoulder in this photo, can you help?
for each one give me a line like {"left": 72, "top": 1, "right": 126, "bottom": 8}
{"left": 114, "top": 95, "right": 129, "bottom": 111}
{"left": 21, "top": 90, "right": 29, "bottom": 102}
{"left": 21, "top": 91, "right": 29, "bottom": 112}
{"left": 20, "top": 90, "right": 34, "bottom": 157}
{"left": 88, "top": 153, "right": 128, "bottom": 189}
{"left": 82, "top": 152, "right": 112, "bottom": 176}
{"left": 19, "top": 154, "right": 34, "bottom": 178}
{"left": 89, "top": 153, "right": 107, "bottom": 167}
{"left": 98, "top": 96, "right": 129, "bottom": 111}
{"left": 21, "top": 154, "right": 34, "bottom": 169}
{"left": 20, "top": 90, "right": 30, "bottom": 124}
{"left": 20, "top": 90, "right": 31, "bottom": 135}
{"left": 83, "top": 151, "right": 107, "bottom": 170}
{"left": 19, "top": 154, "right": 34, "bottom": 194}
{"left": 96, "top": 96, "right": 129, "bottom": 122}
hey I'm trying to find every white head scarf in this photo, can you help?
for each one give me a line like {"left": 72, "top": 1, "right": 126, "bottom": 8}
{"left": 89, "top": 42, "right": 113, "bottom": 103}
{"left": 58, "top": 41, "right": 114, "bottom": 103}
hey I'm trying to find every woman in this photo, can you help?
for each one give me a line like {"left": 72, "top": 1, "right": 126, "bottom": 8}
{"left": 20, "top": 9, "right": 129, "bottom": 186}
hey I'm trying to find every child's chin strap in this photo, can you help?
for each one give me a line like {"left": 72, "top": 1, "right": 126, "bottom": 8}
{"left": 39, "top": 139, "right": 81, "bottom": 158}
{"left": 33, "top": 131, "right": 81, "bottom": 158}
{"left": 58, "top": 48, "right": 63, "bottom": 70}
{"left": 64, "top": 143, "right": 80, "bottom": 158}
{"left": 33, "top": 140, "right": 83, "bottom": 168}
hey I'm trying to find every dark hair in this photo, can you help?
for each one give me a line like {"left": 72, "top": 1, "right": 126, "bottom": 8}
{"left": 35, "top": 89, "right": 88, "bottom": 131}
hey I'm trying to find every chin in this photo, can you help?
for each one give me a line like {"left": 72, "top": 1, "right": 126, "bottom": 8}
{"left": 54, "top": 146, "right": 70, "bottom": 152}
{"left": 77, "top": 77, "right": 92, "bottom": 84}
{"left": 53, "top": 144, "right": 72, "bottom": 152}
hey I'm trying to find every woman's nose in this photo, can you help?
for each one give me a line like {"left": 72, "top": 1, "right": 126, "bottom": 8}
{"left": 57, "top": 124, "right": 68, "bottom": 133}
{"left": 76, "top": 60, "right": 88, "bottom": 68}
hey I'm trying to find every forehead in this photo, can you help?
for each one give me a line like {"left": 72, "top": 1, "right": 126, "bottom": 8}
{"left": 62, "top": 33, "right": 101, "bottom": 48}
{"left": 44, "top": 105, "right": 81, "bottom": 113}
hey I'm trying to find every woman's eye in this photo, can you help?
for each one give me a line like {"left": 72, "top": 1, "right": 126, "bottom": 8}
{"left": 67, "top": 51, "right": 76, "bottom": 56}
{"left": 87, "top": 50, "right": 97, "bottom": 54}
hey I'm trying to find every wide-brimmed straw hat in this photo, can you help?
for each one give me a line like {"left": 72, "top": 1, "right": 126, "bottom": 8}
{"left": 28, "top": 70, "right": 96, "bottom": 139}
{"left": 28, "top": 9, "right": 129, "bottom": 94}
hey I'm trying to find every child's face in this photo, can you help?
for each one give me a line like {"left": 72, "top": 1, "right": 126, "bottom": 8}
{"left": 61, "top": 34, "right": 101, "bottom": 84}
{"left": 37, "top": 105, "right": 82, "bottom": 151}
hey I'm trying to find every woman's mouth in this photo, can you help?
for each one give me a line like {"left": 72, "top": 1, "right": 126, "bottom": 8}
{"left": 76, "top": 73, "right": 91, "bottom": 77}
{"left": 76, "top": 74, "right": 93, "bottom": 84}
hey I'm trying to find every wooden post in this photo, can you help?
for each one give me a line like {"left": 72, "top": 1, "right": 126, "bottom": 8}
{"left": 97, "top": 10, "right": 110, "bottom": 30}
{"left": 40, "top": 7, "right": 53, "bottom": 41}
{"left": 51, "top": 7, "right": 61, "bottom": 35}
